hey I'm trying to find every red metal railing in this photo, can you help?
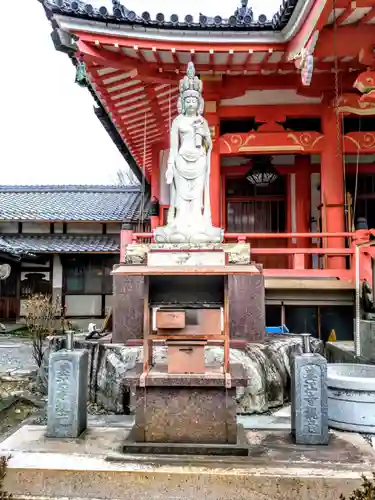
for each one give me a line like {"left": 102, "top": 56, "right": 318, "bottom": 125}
{"left": 121, "top": 230, "right": 374, "bottom": 281}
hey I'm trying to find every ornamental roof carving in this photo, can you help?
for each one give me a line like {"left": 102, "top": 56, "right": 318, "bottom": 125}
{"left": 41, "top": 0, "right": 298, "bottom": 31}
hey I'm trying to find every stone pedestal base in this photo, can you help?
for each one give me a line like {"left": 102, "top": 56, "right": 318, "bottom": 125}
{"left": 154, "top": 223, "right": 223, "bottom": 244}
{"left": 124, "top": 364, "right": 247, "bottom": 451}
{"left": 46, "top": 349, "right": 89, "bottom": 438}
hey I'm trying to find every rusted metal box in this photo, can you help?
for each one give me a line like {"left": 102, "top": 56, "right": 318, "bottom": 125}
{"left": 167, "top": 341, "right": 206, "bottom": 374}
{"left": 156, "top": 309, "right": 185, "bottom": 329}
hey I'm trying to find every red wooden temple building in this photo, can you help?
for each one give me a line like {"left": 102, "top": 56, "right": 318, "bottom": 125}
{"left": 39, "top": 0, "right": 375, "bottom": 339}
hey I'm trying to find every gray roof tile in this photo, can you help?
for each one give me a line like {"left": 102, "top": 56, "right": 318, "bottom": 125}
{"left": 1, "top": 235, "right": 120, "bottom": 253}
{"left": 0, "top": 236, "right": 33, "bottom": 258}
{"left": 42, "top": 0, "right": 297, "bottom": 31}
{"left": 0, "top": 185, "right": 149, "bottom": 222}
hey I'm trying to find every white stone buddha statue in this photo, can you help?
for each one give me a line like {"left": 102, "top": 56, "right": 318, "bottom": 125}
{"left": 154, "top": 62, "right": 223, "bottom": 244}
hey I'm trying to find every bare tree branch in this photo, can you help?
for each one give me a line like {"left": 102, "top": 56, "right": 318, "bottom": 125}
{"left": 115, "top": 168, "right": 139, "bottom": 186}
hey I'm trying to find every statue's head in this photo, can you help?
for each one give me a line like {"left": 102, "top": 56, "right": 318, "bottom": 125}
{"left": 178, "top": 62, "right": 204, "bottom": 115}
{"left": 183, "top": 92, "right": 199, "bottom": 115}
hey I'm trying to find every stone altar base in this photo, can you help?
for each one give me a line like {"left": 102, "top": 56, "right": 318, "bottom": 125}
{"left": 2, "top": 425, "right": 375, "bottom": 500}
{"left": 124, "top": 364, "right": 247, "bottom": 455}
{"left": 122, "top": 425, "right": 248, "bottom": 456}
{"left": 123, "top": 363, "right": 248, "bottom": 455}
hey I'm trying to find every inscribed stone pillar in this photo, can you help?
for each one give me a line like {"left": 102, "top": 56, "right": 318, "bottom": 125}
{"left": 291, "top": 335, "right": 328, "bottom": 445}
{"left": 359, "top": 320, "right": 375, "bottom": 361}
{"left": 228, "top": 269, "right": 265, "bottom": 343}
{"left": 112, "top": 275, "right": 144, "bottom": 343}
{"left": 47, "top": 349, "right": 89, "bottom": 438}
{"left": 321, "top": 106, "right": 346, "bottom": 269}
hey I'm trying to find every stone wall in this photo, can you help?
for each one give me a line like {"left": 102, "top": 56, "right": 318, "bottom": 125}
{"left": 38, "top": 334, "right": 323, "bottom": 415}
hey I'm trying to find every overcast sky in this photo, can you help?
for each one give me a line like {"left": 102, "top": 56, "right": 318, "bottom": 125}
{"left": 0, "top": 0, "right": 280, "bottom": 186}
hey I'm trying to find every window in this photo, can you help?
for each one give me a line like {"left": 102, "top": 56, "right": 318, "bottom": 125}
{"left": 21, "top": 272, "right": 52, "bottom": 297}
{"left": 63, "top": 255, "right": 117, "bottom": 294}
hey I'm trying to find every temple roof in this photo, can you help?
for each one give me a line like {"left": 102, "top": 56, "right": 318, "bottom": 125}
{"left": 42, "top": 0, "right": 297, "bottom": 32}
{"left": 39, "top": 0, "right": 375, "bottom": 178}
{"left": 0, "top": 185, "right": 149, "bottom": 223}
{"left": 0, "top": 235, "right": 120, "bottom": 253}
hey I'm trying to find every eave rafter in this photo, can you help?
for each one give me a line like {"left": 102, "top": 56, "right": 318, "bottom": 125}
{"left": 288, "top": 0, "right": 352, "bottom": 87}
{"left": 88, "top": 68, "right": 155, "bottom": 176}
{"left": 78, "top": 41, "right": 179, "bottom": 85}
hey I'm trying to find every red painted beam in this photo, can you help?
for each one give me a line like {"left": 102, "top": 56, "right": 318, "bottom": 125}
{"left": 360, "top": 7, "right": 375, "bottom": 24}
{"left": 315, "top": 25, "right": 375, "bottom": 59}
{"left": 250, "top": 248, "right": 353, "bottom": 255}
{"left": 132, "top": 232, "right": 357, "bottom": 241}
{"left": 218, "top": 104, "right": 323, "bottom": 119}
{"left": 287, "top": 0, "right": 351, "bottom": 59}
{"left": 263, "top": 269, "right": 353, "bottom": 279}
{"left": 78, "top": 41, "right": 179, "bottom": 85}
{"left": 225, "top": 232, "right": 355, "bottom": 239}
{"left": 75, "top": 31, "right": 286, "bottom": 54}
{"left": 221, "top": 73, "right": 360, "bottom": 94}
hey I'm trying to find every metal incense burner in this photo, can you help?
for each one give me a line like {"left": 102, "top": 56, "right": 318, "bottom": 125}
{"left": 300, "top": 333, "right": 312, "bottom": 354}
{"left": 66, "top": 330, "right": 75, "bottom": 351}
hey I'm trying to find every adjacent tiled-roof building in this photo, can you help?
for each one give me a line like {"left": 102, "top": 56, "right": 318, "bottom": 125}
{"left": 0, "top": 185, "right": 148, "bottom": 255}
{"left": 0, "top": 235, "right": 120, "bottom": 254}
{"left": 0, "top": 185, "right": 149, "bottom": 222}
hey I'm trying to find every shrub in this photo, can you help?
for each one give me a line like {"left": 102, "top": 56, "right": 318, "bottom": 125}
{"left": 23, "top": 293, "right": 61, "bottom": 367}
{"left": 0, "top": 455, "right": 12, "bottom": 500}
{"left": 340, "top": 473, "right": 375, "bottom": 500}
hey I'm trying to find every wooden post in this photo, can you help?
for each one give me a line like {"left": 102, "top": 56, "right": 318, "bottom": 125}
{"left": 206, "top": 102, "right": 221, "bottom": 228}
{"left": 321, "top": 106, "right": 346, "bottom": 269}
{"left": 295, "top": 156, "right": 312, "bottom": 268}
{"left": 120, "top": 223, "right": 133, "bottom": 263}
{"left": 151, "top": 144, "right": 161, "bottom": 230}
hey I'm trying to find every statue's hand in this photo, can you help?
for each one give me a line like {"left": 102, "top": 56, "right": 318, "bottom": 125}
{"left": 166, "top": 166, "right": 173, "bottom": 184}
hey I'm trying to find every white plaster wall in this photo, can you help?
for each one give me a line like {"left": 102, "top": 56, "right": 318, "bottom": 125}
{"left": 106, "top": 223, "right": 121, "bottom": 234}
{"left": 54, "top": 223, "right": 64, "bottom": 233}
{"left": 65, "top": 295, "right": 102, "bottom": 316}
{"left": 105, "top": 294, "right": 113, "bottom": 312}
{"left": 220, "top": 89, "right": 322, "bottom": 107}
{"left": 0, "top": 222, "right": 19, "bottom": 233}
{"left": 159, "top": 149, "right": 170, "bottom": 205}
{"left": 21, "top": 261, "right": 50, "bottom": 268}
{"left": 66, "top": 223, "right": 103, "bottom": 234}
{"left": 22, "top": 222, "right": 50, "bottom": 234}
{"left": 52, "top": 255, "right": 63, "bottom": 290}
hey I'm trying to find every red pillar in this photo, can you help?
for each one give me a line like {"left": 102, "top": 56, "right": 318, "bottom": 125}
{"left": 321, "top": 106, "right": 346, "bottom": 269}
{"left": 210, "top": 144, "right": 221, "bottom": 227}
{"left": 151, "top": 144, "right": 160, "bottom": 230}
{"left": 295, "top": 156, "right": 311, "bottom": 267}
{"left": 120, "top": 223, "right": 133, "bottom": 262}
{"left": 206, "top": 109, "right": 221, "bottom": 228}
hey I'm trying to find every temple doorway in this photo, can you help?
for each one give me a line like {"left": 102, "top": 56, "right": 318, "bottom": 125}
{"left": 225, "top": 172, "right": 287, "bottom": 268}
{"left": 0, "top": 263, "right": 20, "bottom": 321}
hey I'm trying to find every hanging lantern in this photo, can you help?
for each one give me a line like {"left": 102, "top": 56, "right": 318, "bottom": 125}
{"left": 246, "top": 156, "right": 279, "bottom": 187}
{"left": 75, "top": 60, "right": 88, "bottom": 88}
{"left": 150, "top": 197, "right": 160, "bottom": 217}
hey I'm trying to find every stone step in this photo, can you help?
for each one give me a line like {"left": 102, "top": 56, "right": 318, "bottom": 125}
{"left": 2, "top": 425, "right": 375, "bottom": 500}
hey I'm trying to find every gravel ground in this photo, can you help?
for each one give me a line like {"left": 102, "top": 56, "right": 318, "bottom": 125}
{"left": 0, "top": 335, "right": 374, "bottom": 450}
{"left": 0, "top": 336, "right": 37, "bottom": 374}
